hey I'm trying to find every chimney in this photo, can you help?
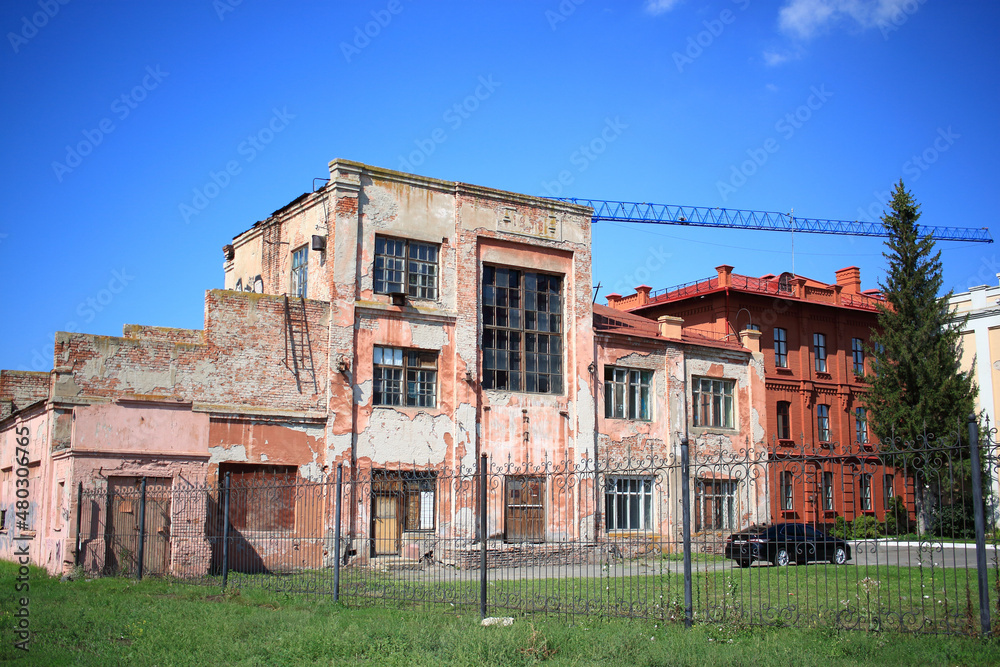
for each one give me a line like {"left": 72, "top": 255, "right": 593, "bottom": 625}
{"left": 658, "top": 315, "right": 683, "bottom": 339}
{"left": 635, "top": 285, "right": 652, "bottom": 306}
{"left": 606, "top": 293, "right": 623, "bottom": 309}
{"left": 716, "top": 265, "right": 734, "bottom": 287}
{"left": 835, "top": 266, "right": 861, "bottom": 295}
{"left": 739, "top": 328, "right": 762, "bottom": 353}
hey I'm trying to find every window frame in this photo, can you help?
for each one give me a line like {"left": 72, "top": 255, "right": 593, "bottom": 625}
{"left": 604, "top": 367, "right": 653, "bottom": 421}
{"left": 773, "top": 327, "right": 788, "bottom": 368}
{"left": 780, "top": 471, "right": 794, "bottom": 511}
{"left": 291, "top": 245, "right": 308, "bottom": 298}
{"left": 604, "top": 476, "right": 654, "bottom": 531}
{"left": 813, "top": 333, "right": 827, "bottom": 372}
{"left": 816, "top": 404, "right": 831, "bottom": 442}
{"left": 695, "top": 477, "right": 737, "bottom": 531}
{"left": 855, "top": 407, "right": 869, "bottom": 444}
{"left": 822, "top": 471, "right": 834, "bottom": 511}
{"left": 860, "top": 473, "right": 873, "bottom": 512}
{"left": 883, "top": 473, "right": 895, "bottom": 511}
{"left": 373, "top": 235, "right": 440, "bottom": 301}
{"left": 776, "top": 401, "right": 791, "bottom": 440}
{"left": 851, "top": 338, "right": 865, "bottom": 375}
{"left": 401, "top": 472, "right": 437, "bottom": 532}
{"left": 373, "top": 345, "right": 438, "bottom": 408}
{"left": 691, "top": 377, "right": 735, "bottom": 429}
{"left": 482, "top": 265, "right": 563, "bottom": 395}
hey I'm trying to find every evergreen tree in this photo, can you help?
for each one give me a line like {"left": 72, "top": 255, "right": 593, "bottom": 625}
{"left": 863, "top": 181, "right": 977, "bottom": 529}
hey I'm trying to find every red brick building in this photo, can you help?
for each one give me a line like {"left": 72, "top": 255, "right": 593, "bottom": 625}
{"left": 606, "top": 265, "right": 905, "bottom": 525}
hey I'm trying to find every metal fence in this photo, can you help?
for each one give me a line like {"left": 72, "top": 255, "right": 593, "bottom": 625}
{"left": 74, "top": 418, "right": 1000, "bottom": 636}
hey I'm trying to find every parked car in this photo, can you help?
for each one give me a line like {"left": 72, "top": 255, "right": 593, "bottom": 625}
{"left": 724, "top": 523, "right": 851, "bottom": 567}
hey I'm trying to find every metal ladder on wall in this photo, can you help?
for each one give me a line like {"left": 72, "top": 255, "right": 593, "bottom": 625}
{"left": 284, "top": 294, "right": 317, "bottom": 394}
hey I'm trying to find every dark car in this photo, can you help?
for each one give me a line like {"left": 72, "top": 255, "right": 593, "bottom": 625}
{"left": 724, "top": 523, "right": 851, "bottom": 568}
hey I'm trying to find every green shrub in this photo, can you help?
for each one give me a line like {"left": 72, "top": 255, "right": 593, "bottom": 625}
{"left": 851, "top": 515, "right": 881, "bottom": 539}
{"left": 931, "top": 500, "right": 977, "bottom": 539}
{"left": 883, "top": 495, "right": 911, "bottom": 535}
{"left": 831, "top": 516, "right": 849, "bottom": 539}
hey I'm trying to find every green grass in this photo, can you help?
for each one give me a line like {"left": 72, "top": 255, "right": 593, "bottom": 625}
{"left": 3, "top": 561, "right": 1000, "bottom": 665}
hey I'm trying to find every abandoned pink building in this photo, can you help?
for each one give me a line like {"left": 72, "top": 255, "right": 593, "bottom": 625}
{"left": 0, "top": 160, "right": 767, "bottom": 576}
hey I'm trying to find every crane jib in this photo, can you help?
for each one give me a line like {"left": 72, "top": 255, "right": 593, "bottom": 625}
{"left": 547, "top": 198, "right": 993, "bottom": 244}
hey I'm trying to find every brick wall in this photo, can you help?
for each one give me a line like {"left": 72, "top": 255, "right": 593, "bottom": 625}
{"left": 0, "top": 370, "right": 49, "bottom": 419}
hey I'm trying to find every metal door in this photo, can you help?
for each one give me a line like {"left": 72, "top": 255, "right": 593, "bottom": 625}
{"left": 105, "top": 477, "right": 171, "bottom": 575}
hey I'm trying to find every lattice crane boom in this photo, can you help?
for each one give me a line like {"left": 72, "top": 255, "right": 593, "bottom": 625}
{"left": 552, "top": 198, "right": 993, "bottom": 243}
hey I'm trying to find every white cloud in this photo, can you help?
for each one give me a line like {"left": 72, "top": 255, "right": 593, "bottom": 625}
{"left": 763, "top": 51, "right": 792, "bottom": 66}
{"left": 778, "top": 0, "right": 913, "bottom": 39}
{"left": 644, "top": 0, "right": 684, "bottom": 16}
{"left": 765, "top": 83, "right": 780, "bottom": 93}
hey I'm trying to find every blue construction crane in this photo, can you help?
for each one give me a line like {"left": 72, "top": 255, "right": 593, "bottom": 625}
{"left": 552, "top": 198, "right": 993, "bottom": 243}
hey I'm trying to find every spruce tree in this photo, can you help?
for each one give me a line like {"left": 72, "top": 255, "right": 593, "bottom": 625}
{"left": 863, "top": 181, "right": 977, "bottom": 529}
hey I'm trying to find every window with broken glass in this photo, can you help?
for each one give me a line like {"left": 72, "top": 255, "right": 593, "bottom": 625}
{"left": 373, "top": 346, "right": 438, "bottom": 407}
{"left": 604, "top": 367, "right": 652, "bottom": 420}
{"left": 374, "top": 236, "right": 439, "bottom": 300}
{"left": 692, "top": 378, "right": 734, "bottom": 428}
{"left": 695, "top": 478, "right": 737, "bottom": 531}
{"left": 482, "top": 265, "right": 563, "bottom": 394}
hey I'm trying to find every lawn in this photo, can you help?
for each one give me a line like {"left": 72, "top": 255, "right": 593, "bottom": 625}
{"left": 2, "top": 561, "right": 1000, "bottom": 666}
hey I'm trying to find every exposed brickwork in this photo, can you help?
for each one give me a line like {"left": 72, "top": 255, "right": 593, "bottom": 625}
{"left": 0, "top": 370, "right": 49, "bottom": 419}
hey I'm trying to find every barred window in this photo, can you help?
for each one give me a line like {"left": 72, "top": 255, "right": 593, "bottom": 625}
{"left": 860, "top": 473, "right": 873, "bottom": 511}
{"left": 482, "top": 266, "right": 563, "bottom": 394}
{"left": 692, "top": 378, "right": 734, "bottom": 428}
{"left": 774, "top": 327, "right": 788, "bottom": 368}
{"left": 373, "top": 346, "right": 438, "bottom": 407}
{"left": 402, "top": 473, "right": 436, "bottom": 531}
{"left": 695, "top": 478, "right": 736, "bottom": 531}
{"left": 604, "top": 367, "right": 652, "bottom": 420}
{"left": 822, "top": 471, "right": 834, "bottom": 511}
{"left": 605, "top": 477, "right": 653, "bottom": 531}
{"left": 817, "top": 404, "right": 831, "bottom": 442}
{"left": 291, "top": 245, "right": 308, "bottom": 298}
{"left": 855, "top": 407, "right": 868, "bottom": 444}
{"left": 780, "top": 471, "right": 794, "bottom": 511}
{"left": 374, "top": 236, "right": 439, "bottom": 300}
{"left": 852, "top": 338, "right": 865, "bottom": 374}
{"left": 813, "top": 333, "right": 827, "bottom": 372}
{"left": 776, "top": 401, "right": 791, "bottom": 440}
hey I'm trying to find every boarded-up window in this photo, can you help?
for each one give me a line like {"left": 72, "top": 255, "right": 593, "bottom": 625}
{"left": 221, "top": 464, "right": 297, "bottom": 531}
{"left": 505, "top": 476, "right": 545, "bottom": 543}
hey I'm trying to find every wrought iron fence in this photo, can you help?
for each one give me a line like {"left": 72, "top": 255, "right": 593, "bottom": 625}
{"left": 74, "top": 418, "right": 1000, "bottom": 636}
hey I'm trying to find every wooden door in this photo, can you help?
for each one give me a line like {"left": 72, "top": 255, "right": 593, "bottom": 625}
{"left": 373, "top": 492, "right": 401, "bottom": 555}
{"left": 105, "top": 477, "right": 171, "bottom": 575}
{"left": 505, "top": 476, "right": 545, "bottom": 543}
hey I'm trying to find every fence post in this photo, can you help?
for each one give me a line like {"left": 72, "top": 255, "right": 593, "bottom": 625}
{"left": 334, "top": 463, "right": 343, "bottom": 603}
{"left": 222, "top": 472, "right": 231, "bottom": 591}
{"left": 74, "top": 482, "right": 83, "bottom": 567}
{"left": 681, "top": 437, "right": 693, "bottom": 629}
{"left": 480, "top": 453, "right": 488, "bottom": 620}
{"left": 136, "top": 477, "right": 147, "bottom": 580}
{"left": 968, "top": 413, "right": 991, "bottom": 637}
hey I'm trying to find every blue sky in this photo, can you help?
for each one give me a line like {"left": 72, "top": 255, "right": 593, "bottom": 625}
{"left": 2, "top": 0, "right": 998, "bottom": 372}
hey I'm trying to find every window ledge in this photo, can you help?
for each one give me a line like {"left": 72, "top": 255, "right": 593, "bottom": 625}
{"left": 777, "top": 438, "right": 796, "bottom": 447}
{"left": 815, "top": 372, "right": 832, "bottom": 380}
{"left": 774, "top": 367, "right": 793, "bottom": 374}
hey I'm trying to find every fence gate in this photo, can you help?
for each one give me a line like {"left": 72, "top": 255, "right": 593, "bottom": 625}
{"left": 105, "top": 476, "right": 171, "bottom": 575}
